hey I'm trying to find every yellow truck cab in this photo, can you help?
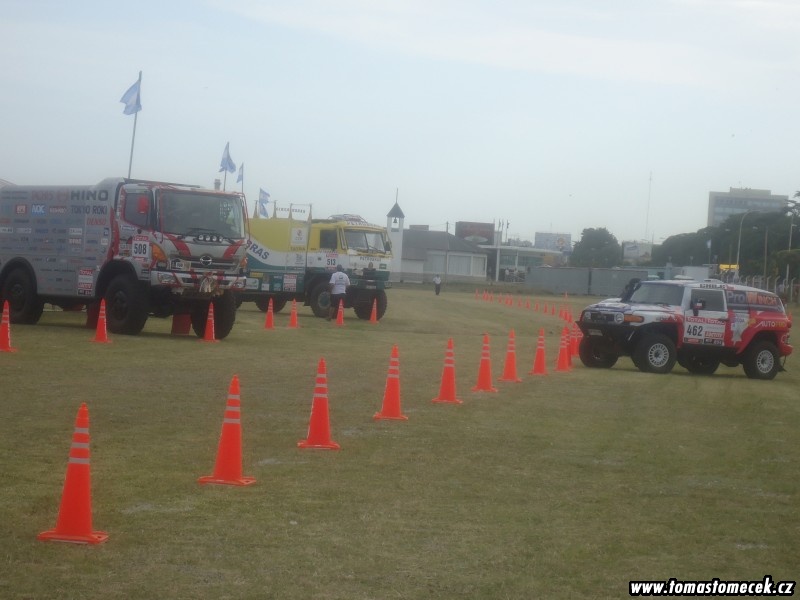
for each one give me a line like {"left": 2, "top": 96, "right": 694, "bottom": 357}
{"left": 242, "top": 210, "right": 392, "bottom": 320}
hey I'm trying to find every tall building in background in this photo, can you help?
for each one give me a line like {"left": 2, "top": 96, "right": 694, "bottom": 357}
{"left": 707, "top": 188, "right": 787, "bottom": 227}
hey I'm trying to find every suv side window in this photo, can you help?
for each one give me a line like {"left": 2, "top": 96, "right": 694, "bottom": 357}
{"left": 690, "top": 289, "right": 725, "bottom": 312}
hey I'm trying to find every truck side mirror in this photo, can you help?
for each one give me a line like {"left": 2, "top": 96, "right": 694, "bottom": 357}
{"left": 137, "top": 195, "right": 149, "bottom": 214}
{"left": 692, "top": 299, "right": 705, "bottom": 316}
{"left": 385, "top": 240, "right": 392, "bottom": 251}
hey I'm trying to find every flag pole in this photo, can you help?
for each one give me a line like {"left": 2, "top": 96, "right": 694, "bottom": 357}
{"left": 127, "top": 71, "right": 142, "bottom": 179}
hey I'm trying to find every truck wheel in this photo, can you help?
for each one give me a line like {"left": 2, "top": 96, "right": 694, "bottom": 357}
{"left": 310, "top": 282, "right": 331, "bottom": 318}
{"left": 354, "top": 290, "right": 388, "bottom": 320}
{"left": 255, "top": 296, "right": 287, "bottom": 313}
{"left": 578, "top": 337, "right": 618, "bottom": 368}
{"left": 105, "top": 274, "right": 148, "bottom": 335}
{"left": 255, "top": 296, "right": 270, "bottom": 312}
{"left": 742, "top": 341, "right": 780, "bottom": 380}
{"left": 375, "top": 290, "right": 388, "bottom": 320}
{"left": 633, "top": 333, "right": 676, "bottom": 374}
{"left": 271, "top": 298, "right": 287, "bottom": 313}
{"left": 190, "top": 292, "right": 237, "bottom": 339}
{"left": 1, "top": 267, "right": 44, "bottom": 324}
{"left": 681, "top": 354, "right": 720, "bottom": 375}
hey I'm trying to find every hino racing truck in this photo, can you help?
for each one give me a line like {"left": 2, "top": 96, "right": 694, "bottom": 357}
{"left": 240, "top": 208, "right": 392, "bottom": 320}
{"left": 0, "top": 178, "right": 249, "bottom": 338}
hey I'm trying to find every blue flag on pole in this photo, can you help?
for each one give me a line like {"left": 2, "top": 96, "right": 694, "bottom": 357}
{"left": 258, "top": 188, "right": 271, "bottom": 218}
{"left": 120, "top": 75, "right": 142, "bottom": 115}
{"left": 237, "top": 163, "right": 244, "bottom": 183}
{"left": 219, "top": 142, "right": 236, "bottom": 173}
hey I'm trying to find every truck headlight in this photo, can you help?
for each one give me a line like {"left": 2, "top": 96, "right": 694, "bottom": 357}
{"left": 614, "top": 312, "right": 624, "bottom": 324}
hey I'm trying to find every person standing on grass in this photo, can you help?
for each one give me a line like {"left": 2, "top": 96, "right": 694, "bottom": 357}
{"left": 433, "top": 274, "right": 442, "bottom": 296}
{"left": 328, "top": 264, "right": 350, "bottom": 320}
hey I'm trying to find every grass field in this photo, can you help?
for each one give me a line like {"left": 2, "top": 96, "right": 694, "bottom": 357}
{"left": 1, "top": 285, "right": 798, "bottom": 599}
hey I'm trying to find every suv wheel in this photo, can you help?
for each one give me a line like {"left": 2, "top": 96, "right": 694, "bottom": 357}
{"left": 742, "top": 341, "right": 780, "bottom": 380}
{"left": 633, "top": 333, "right": 676, "bottom": 374}
{"left": 681, "top": 353, "right": 720, "bottom": 375}
{"left": 578, "top": 337, "right": 618, "bottom": 368}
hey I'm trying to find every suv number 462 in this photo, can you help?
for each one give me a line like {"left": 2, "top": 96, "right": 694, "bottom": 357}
{"left": 686, "top": 324, "right": 704, "bottom": 336}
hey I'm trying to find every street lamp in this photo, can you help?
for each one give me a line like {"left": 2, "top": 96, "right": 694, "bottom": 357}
{"left": 735, "top": 209, "right": 759, "bottom": 280}
{"left": 785, "top": 200, "right": 798, "bottom": 287}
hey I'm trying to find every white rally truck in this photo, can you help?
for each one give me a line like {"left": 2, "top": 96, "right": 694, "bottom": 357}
{"left": 0, "top": 178, "right": 248, "bottom": 338}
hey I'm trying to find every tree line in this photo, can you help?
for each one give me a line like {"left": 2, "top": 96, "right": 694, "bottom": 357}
{"left": 569, "top": 194, "right": 800, "bottom": 278}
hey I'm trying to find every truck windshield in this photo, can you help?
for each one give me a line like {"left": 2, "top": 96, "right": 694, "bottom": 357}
{"left": 344, "top": 229, "right": 387, "bottom": 253}
{"left": 158, "top": 191, "right": 245, "bottom": 239}
{"left": 628, "top": 283, "right": 685, "bottom": 306}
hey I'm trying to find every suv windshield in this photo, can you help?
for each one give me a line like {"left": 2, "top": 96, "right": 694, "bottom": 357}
{"left": 344, "top": 229, "right": 386, "bottom": 253}
{"left": 628, "top": 283, "right": 685, "bottom": 306}
{"left": 158, "top": 191, "right": 245, "bottom": 239}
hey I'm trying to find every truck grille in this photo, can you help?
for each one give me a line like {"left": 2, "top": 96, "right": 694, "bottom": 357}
{"left": 173, "top": 256, "right": 238, "bottom": 271}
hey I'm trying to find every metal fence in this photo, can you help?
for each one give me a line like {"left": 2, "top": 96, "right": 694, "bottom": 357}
{"left": 717, "top": 273, "right": 797, "bottom": 303}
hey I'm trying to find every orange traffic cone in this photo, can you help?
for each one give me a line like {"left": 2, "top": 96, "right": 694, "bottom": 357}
{"left": 542, "top": 302, "right": 548, "bottom": 314}
{"left": 432, "top": 338, "right": 462, "bottom": 404}
{"left": 335, "top": 299, "right": 345, "bottom": 326}
{"left": 472, "top": 333, "right": 498, "bottom": 392}
{"left": 571, "top": 323, "right": 581, "bottom": 357}
{"left": 529, "top": 328, "right": 548, "bottom": 375}
{"left": 264, "top": 298, "right": 275, "bottom": 330}
{"left": 498, "top": 329, "right": 522, "bottom": 382}
{"left": 374, "top": 345, "right": 407, "bottom": 420}
{"left": 91, "top": 299, "right": 111, "bottom": 343}
{"left": 550, "top": 304, "right": 556, "bottom": 316}
{"left": 171, "top": 313, "right": 192, "bottom": 335}
{"left": 198, "top": 375, "right": 256, "bottom": 486}
{"left": 288, "top": 299, "right": 299, "bottom": 328}
{"left": 298, "top": 358, "right": 340, "bottom": 449}
{"left": 38, "top": 403, "right": 108, "bottom": 545}
{"left": 0, "top": 300, "right": 17, "bottom": 353}
{"left": 200, "top": 302, "right": 218, "bottom": 342}
{"left": 555, "top": 328, "right": 571, "bottom": 372}
{"left": 565, "top": 326, "right": 574, "bottom": 368}
{"left": 369, "top": 298, "right": 378, "bottom": 324}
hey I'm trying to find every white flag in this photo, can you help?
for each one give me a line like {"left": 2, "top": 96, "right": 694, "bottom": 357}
{"left": 219, "top": 142, "right": 236, "bottom": 173}
{"left": 120, "top": 74, "right": 142, "bottom": 115}
{"left": 258, "top": 188, "right": 271, "bottom": 218}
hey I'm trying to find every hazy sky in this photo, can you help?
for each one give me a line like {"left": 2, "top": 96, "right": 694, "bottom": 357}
{"left": 2, "top": 0, "right": 798, "bottom": 244}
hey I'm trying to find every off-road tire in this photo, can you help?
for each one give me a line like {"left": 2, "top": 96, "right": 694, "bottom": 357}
{"left": 353, "top": 290, "right": 388, "bottom": 320}
{"left": 742, "top": 340, "right": 780, "bottom": 380}
{"left": 255, "top": 296, "right": 287, "bottom": 313}
{"left": 310, "top": 282, "right": 331, "bottom": 318}
{"left": 190, "top": 291, "right": 237, "bottom": 340}
{"left": 105, "top": 274, "right": 149, "bottom": 335}
{"left": 1, "top": 267, "right": 44, "bottom": 324}
{"left": 633, "top": 333, "right": 676, "bottom": 374}
{"left": 680, "top": 353, "right": 720, "bottom": 375}
{"left": 578, "top": 336, "right": 618, "bottom": 368}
